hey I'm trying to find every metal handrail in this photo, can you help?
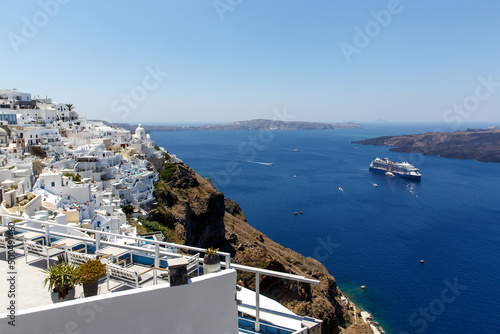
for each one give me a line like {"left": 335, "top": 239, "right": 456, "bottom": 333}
{"left": 231, "top": 263, "right": 320, "bottom": 285}
{"left": 1, "top": 213, "right": 231, "bottom": 267}
{"left": 3, "top": 212, "right": 323, "bottom": 333}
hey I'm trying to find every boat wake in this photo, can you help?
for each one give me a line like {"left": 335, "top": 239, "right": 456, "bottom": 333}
{"left": 246, "top": 160, "right": 274, "bottom": 166}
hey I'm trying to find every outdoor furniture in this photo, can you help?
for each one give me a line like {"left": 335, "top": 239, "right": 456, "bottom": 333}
{"left": 53, "top": 238, "right": 87, "bottom": 254}
{"left": 186, "top": 253, "right": 200, "bottom": 277}
{"left": 24, "top": 239, "right": 65, "bottom": 268}
{"left": 96, "top": 246, "right": 131, "bottom": 265}
{"left": 106, "top": 263, "right": 155, "bottom": 290}
{"left": 66, "top": 250, "right": 98, "bottom": 265}
{"left": 0, "top": 236, "right": 23, "bottom": 258}
{"left": 17, "top": 231, "right": 44, "bottom": 241}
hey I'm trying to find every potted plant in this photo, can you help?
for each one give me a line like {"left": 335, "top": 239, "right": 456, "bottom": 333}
{"left": 203, "top": 247, "right": 221, "bottom": 275}
{"left": 42, "top": 262, "right": 77, "bottom": 303}
{"left": 74, "top": 260, "right": 106, "bottom": 297}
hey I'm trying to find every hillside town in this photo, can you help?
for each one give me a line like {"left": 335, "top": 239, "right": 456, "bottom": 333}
{"left": 0, "top": 88, "right": 178, "bottom": 240}
{"left": 0, "top": 88, "right": 368, "bottom": 334}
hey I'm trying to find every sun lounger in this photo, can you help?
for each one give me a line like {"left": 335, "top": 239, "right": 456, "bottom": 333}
{"left": 106, "top": 263, "right": 154, "bottom": 290}
{"left": 66, "top": 250, "right": 98, "bottom": 265}
{"left": 24, "top": 239, "right": 65, "bottom": 268}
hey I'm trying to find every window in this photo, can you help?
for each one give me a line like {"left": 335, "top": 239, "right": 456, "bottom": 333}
{"left": 51, "top": 182, "right": 55, "bottom": 187}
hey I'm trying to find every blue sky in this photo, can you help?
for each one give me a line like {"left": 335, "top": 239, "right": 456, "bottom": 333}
{"left": 1, "top": 1, "right": 499, "bottom": 125}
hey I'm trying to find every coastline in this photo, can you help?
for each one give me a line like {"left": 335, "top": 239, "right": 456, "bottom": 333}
{"left": 148, "top": 158, "right": 383, "bottom": 333}
{"left": 361, "top": 312, "right": 383, "bottom": 334}
{"left": 354, "top": 128, "right": 500, "bottom": 163}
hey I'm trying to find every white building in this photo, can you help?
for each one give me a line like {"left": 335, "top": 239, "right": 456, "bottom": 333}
{"left": 0, "top": 89, "right": 31, "bottom": 102}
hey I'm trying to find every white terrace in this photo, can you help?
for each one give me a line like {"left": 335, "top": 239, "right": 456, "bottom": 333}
{"left": 0, "top": 214, "right": 322, "bottom": 334}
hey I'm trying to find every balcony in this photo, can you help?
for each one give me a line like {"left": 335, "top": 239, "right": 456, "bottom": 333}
{"left": 0, "top": 214, "right": 322, "bottom": 334}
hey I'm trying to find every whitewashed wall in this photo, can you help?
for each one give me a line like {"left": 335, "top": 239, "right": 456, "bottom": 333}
{"left": 1, "top": 269, "right": 238, "bottom": 334}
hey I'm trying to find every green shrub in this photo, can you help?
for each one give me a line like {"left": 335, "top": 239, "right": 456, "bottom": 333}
{"left": 137, "top": 216, "right": 176, "bottom": 242}
{"left": 63, "top": 173, "right": 81, "bottom": 182}
{"left": 121, "top": 204, "right": 134, "bottom": 216}
{"left": 74, "top": 260, "right": 106, "bottom": 284}
{"left": 159, "top": 163, "right": 177, "bottom": 182}
{"left": 42, "top": 262, "right": 77, "bottom": 299}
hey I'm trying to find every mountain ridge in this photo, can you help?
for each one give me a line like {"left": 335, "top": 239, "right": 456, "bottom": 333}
{"left": 108, "top": 119, "right": 364, "bottom": 132}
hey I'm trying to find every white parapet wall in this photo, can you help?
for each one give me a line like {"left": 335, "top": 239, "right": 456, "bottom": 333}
{"left": 1, "top": 269, "right": 238, "bottom": 334}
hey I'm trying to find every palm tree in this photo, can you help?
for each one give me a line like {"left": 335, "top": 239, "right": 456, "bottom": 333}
{"left": 65, "top": 104, "right": 74, "bottom": 111}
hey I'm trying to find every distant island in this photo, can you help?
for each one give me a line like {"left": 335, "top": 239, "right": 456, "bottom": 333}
{"left": 354, "top": 128, "right": 500, "bottom": 163}
{"left": 109, "top": 119, "right": 364, "bottom": 132}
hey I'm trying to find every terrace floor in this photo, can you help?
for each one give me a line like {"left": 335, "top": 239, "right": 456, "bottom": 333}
{"left": 0, "top": 249, "right": 169, "bottom": 312}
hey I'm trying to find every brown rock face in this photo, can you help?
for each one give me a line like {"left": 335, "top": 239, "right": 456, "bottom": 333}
{"left": 223, "top": 198, "right": 362, "bottom": 334}
{"left": 151, "top": 163, "right": 367, "bottom": 334}
{"left": 354, "top": 129, "right": 500, "bottom": 163}
{"left": 151, "top": 163, "right": 227, "bottom": 248}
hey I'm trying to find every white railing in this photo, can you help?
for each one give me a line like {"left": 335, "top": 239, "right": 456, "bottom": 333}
{"left": 231, "top": 264, "right": 320, "bottom": 332}
{"left": 0, "top": 213, "right": 231, "bottom": 269}
{"left": 2, "top": 213, "right": 323, "bottom": 333}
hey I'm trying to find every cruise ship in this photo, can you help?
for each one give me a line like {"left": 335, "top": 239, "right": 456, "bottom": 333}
{"left": 369, "top": 157, "right": 421, "bottom": 180}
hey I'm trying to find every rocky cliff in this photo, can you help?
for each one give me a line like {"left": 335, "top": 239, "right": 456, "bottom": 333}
{"left": 354, "top": 129, "right": 500, "bottom": 163}
{"left": 148, "top": 162, "right": 368, "bottom": 334}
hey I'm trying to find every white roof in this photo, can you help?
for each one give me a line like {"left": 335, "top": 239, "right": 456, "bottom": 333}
{"left": 237, "top": 286, "right": 302, "bottom": 331}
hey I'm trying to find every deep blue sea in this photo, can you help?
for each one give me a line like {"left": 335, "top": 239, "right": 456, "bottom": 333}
{"left": 151, "top": 123, "right": 500, "bottom": 334}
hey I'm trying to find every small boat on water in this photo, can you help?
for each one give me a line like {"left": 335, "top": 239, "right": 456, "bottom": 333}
{"left": 374, "top": 184, "right": 378, "bottom": 187}
{"left": 339, "top": 187, "right": 343, "bottom": 191}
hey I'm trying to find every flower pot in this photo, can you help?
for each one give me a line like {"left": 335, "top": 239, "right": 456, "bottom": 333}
{"left": 203, "top": 255, "right": 221, "bottom": 275}
{"left": 83, "top": 281, "right": 99, "bottom": 297}
{"left": 50, "top": 288, "right": 75, "bottom": 303}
